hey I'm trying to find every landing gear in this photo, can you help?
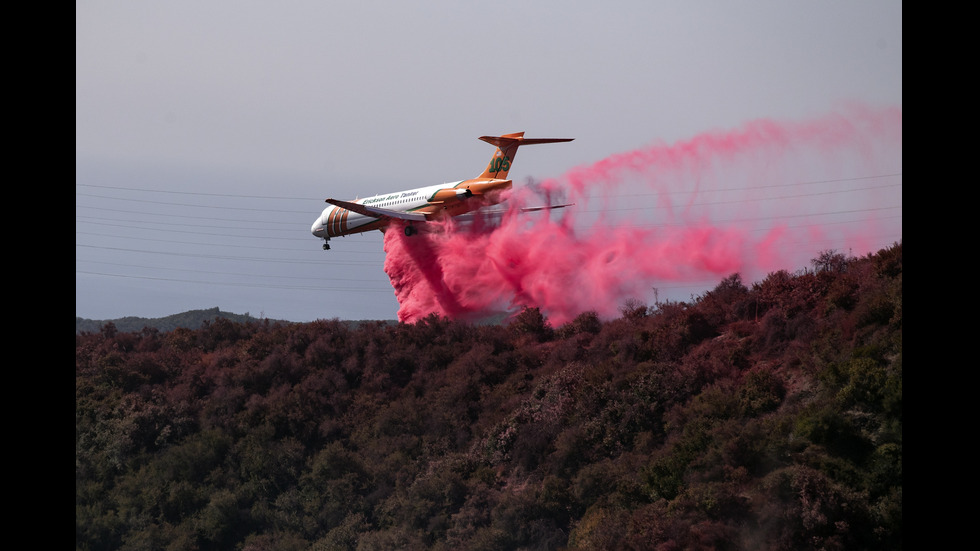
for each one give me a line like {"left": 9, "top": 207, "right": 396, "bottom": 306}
{"left": 404, "top": 225, "right": 417, "bottom": 236}
{"left": 322, "top": 240, "right": 331, "bottom": 250}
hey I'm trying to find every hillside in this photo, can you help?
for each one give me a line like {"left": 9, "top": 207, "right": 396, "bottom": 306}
{"left": 76, "top": 243, "right": 902, "bottom": 550}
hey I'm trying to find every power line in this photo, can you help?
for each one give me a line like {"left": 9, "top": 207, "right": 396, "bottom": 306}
{"left": 75, "top": 172, "right": 901, "bottom": 201}
{"left": 75, "top": 172, "right": 901, "bottom": 301}
{"left": 75, "top": 243, "right": 383, "bottom": 265}
{"left": 75, "top": 270, "right": 392, "bottom": 292}
{"left": 76, "top": 182, "right": 322, "bottom": 201}
{"left": 76, "top": 192, "right": 312, "bottom": 213}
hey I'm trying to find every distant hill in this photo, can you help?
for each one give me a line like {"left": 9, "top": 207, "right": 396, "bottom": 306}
{"left": 75, "top": 307, "right": 292, "bottom": 334}
{"left": 75, "top": 307, "right": 397, "bottom": 334}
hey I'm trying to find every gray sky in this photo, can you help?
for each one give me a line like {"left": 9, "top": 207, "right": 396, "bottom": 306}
{"left": 76, "top": 1, "right": 902, "bottom": 323}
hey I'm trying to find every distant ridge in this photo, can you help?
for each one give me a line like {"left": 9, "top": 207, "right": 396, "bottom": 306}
{"left": 75, "top": 307, "right": 292, "bottom": 335}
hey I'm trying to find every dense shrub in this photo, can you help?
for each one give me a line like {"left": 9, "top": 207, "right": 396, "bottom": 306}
{"left": 77, "top": 243, "right": 902, "bottom": 550}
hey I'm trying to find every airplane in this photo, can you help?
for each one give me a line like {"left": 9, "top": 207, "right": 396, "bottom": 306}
{"left": 311, "top": 132, "right": 574, "bottom": 250}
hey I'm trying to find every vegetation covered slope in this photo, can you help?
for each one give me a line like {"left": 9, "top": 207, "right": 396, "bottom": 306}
{"left": 76, "top": 243, "right": 901, "bottom": 550}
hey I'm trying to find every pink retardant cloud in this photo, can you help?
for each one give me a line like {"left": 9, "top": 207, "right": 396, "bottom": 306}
{"left": 384, "top": 105, "right": 902, "bottom": 325}
{"left": 384, "top": 215, "right": 774, "bottom": 325}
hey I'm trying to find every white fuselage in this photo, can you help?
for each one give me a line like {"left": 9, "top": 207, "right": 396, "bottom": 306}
{"left": 311, "top": 180, "right": 494, "bottom": 239}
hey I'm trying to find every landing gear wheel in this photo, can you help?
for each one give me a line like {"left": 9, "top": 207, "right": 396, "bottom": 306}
{"left": 404, "top": 225, "right": 416, "bottom": 236}
{"left": 322, "top": 242, "right": 331, "bottom": 250}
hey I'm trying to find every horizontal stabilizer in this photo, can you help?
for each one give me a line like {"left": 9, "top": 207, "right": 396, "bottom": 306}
{"left": 520, "top": 203, "right": 575, "bottom": 212}
{"left": 326, "top": 198, "right": 429, "bottom": 222}
{"left": 479, "top": 136, "right": 574, "bottom": 148}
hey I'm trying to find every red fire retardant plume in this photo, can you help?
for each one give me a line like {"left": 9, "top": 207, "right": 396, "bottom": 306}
{"left": 383, "top": 105, "right": 902, "bottom": 325}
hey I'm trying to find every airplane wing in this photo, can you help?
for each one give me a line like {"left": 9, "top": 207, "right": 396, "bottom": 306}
{"left": 479, "top": 203, "right": 576, "bottom": 214}
{"left": 454, "top": 203, "right": 576, "bottom": 224}
{"left": 326, "top": 198, "right": 429, "bottom": 222}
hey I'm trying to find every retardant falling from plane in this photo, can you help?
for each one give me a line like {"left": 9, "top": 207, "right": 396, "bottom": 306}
{"left": 383, "top": 104, "right": 902, "bottom": 325}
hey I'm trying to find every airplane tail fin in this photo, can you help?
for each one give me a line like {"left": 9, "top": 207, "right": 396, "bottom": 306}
{"left": 477, "top": 132, "right": 574, "bottom": 179}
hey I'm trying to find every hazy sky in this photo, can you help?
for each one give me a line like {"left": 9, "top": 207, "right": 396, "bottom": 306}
{"left": 76, "top": 1, "right": 902, "bottom": 322}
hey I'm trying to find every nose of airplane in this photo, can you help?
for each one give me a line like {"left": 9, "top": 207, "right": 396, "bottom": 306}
{"left": 312, "top": 205, "right": 336, "bottom": 238}
{"left": 312, "top": 208, "right": 327, "bottom": 237}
